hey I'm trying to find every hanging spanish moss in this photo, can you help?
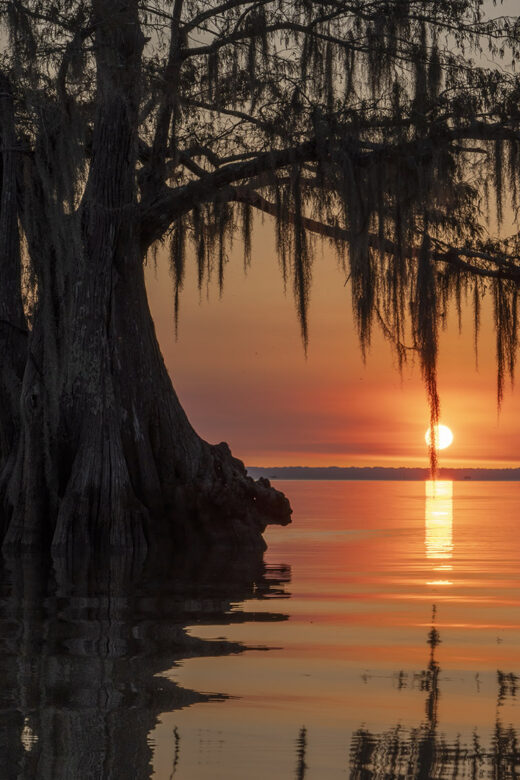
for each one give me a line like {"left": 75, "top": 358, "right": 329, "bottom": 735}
{"left": 414, "top": 231, "right": 440, "bottom": 474}
{"left": 170, "top": 217, "right": 185, "bottom": 336}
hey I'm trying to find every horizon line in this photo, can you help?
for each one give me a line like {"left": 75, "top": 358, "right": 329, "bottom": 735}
{"left": 247, "top": 465, "right": 520, "bottom": 470}
{"left": 247, "top": 465, "right": 520, "bottom": 480}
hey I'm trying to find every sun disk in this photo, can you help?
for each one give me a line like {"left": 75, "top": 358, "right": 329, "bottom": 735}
{"left": 425, "top": 424, "right": 454, "bottom": 450}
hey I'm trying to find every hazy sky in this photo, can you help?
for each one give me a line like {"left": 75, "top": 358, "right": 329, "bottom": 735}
{"left": 146, "top": 216, "right": 520, "bottom": 470}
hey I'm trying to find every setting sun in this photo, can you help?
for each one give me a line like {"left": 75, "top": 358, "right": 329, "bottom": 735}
{"left": 425, "top": 424, "right": 454, "bottom": 450}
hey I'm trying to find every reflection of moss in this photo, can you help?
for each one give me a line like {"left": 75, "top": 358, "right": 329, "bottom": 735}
{"left": 497, "top": 670, "right": 519, "bottom": 705}
{"left": 0, "top": 550, "right": 290, "bottom": 779}
{"left": 348, "top": 609, "right": 520, "bottom": 779}
{"left": 296, "top": 726, "right": 307, "bottom": 780}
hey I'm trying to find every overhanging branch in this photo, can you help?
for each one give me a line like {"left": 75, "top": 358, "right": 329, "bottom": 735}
{"left": 139, "top": 138, "right": 319, "bottom": 248}
{"left": 226, "top": 186, "right": 520, "bottom": 283}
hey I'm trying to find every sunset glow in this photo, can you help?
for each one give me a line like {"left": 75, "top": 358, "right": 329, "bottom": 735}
{"left": 425, "top": 424, "right": 454, "bottom": 451}
{"left": 145, "top": 233, "right": 520, "bottom": 470}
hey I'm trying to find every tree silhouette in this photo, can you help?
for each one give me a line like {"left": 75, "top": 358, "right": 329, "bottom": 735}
{"left": 1, "top": 1, "right": 520, "bottom": 553}
{"left": 0, "top": 548, "right": 290, "bottom": 778}
{"left": 349, "top": 608, "right": 520, "bottom": 779}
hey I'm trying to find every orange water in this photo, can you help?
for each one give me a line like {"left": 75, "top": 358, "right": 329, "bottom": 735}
{"left": 152, "top": 481, "right": 520, "bottom": 778}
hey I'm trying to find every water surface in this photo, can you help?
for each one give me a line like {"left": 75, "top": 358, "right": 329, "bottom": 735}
{"left": 153, "top": 480, "right": 520, "bottom": 778}
{"left": 2, "top": 481, "right": 519, "bottom": 778}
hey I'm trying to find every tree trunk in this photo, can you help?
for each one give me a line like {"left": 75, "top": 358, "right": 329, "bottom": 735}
{"left": 2, "top": 197, "right": 291, "bottom": 558}
{"left": 0, "top": 74, "right": 28, "bottom": 534}
{"left": 0, "top": 1, "right": 291, "bottom": 556}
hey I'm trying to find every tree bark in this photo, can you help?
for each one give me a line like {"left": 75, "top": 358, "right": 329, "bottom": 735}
{"left": 0, "top": 74, "right": 28, "bottom": 534}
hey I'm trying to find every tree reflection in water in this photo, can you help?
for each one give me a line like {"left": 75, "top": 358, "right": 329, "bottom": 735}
{"left": 295, "top": 726, "right": 308, "bottom": 780}
{"left": 348, "top": 607, "right": 520, "bottom": 779}
{"left": 0, "top": 550, "right": 290, "bottom": 779}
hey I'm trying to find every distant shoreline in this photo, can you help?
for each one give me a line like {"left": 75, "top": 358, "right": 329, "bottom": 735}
{"left": 247, "top": 466, "right": 520, "bottom": 481}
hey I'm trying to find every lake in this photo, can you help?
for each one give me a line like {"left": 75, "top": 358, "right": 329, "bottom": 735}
{"left": 2, "top": 481, "right": 519, "bottom": 778}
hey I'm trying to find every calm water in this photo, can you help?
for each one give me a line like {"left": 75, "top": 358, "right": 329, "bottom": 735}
{"left": 2, "top": 481, "right": 520, "bottom": 778}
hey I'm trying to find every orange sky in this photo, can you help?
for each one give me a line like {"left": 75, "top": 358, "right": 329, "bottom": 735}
{"left": 146, "top": 218, "right": 520, "bottom": 469}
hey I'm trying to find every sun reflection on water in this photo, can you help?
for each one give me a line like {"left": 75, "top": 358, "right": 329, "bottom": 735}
{"left": 425, "top": 480, "right": 453, "bottom": 584}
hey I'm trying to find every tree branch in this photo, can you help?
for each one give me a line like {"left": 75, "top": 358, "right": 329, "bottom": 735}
{"left": 182, "top": 98, "right": 274, "bottom": 133}
{"left": 57, "top": 23, "right": 95, "bottom": 109}
{"left": 225, "top": 186, "right": 520, "bottom": 283}
{"left": 140, "top": 138, "right": 319, "bottom": 248}
{"left": 181, "top": 0, "right": 271, "bottom": 35}
{"left": 181, "top": 20, "right": 361, "bottom": 59}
